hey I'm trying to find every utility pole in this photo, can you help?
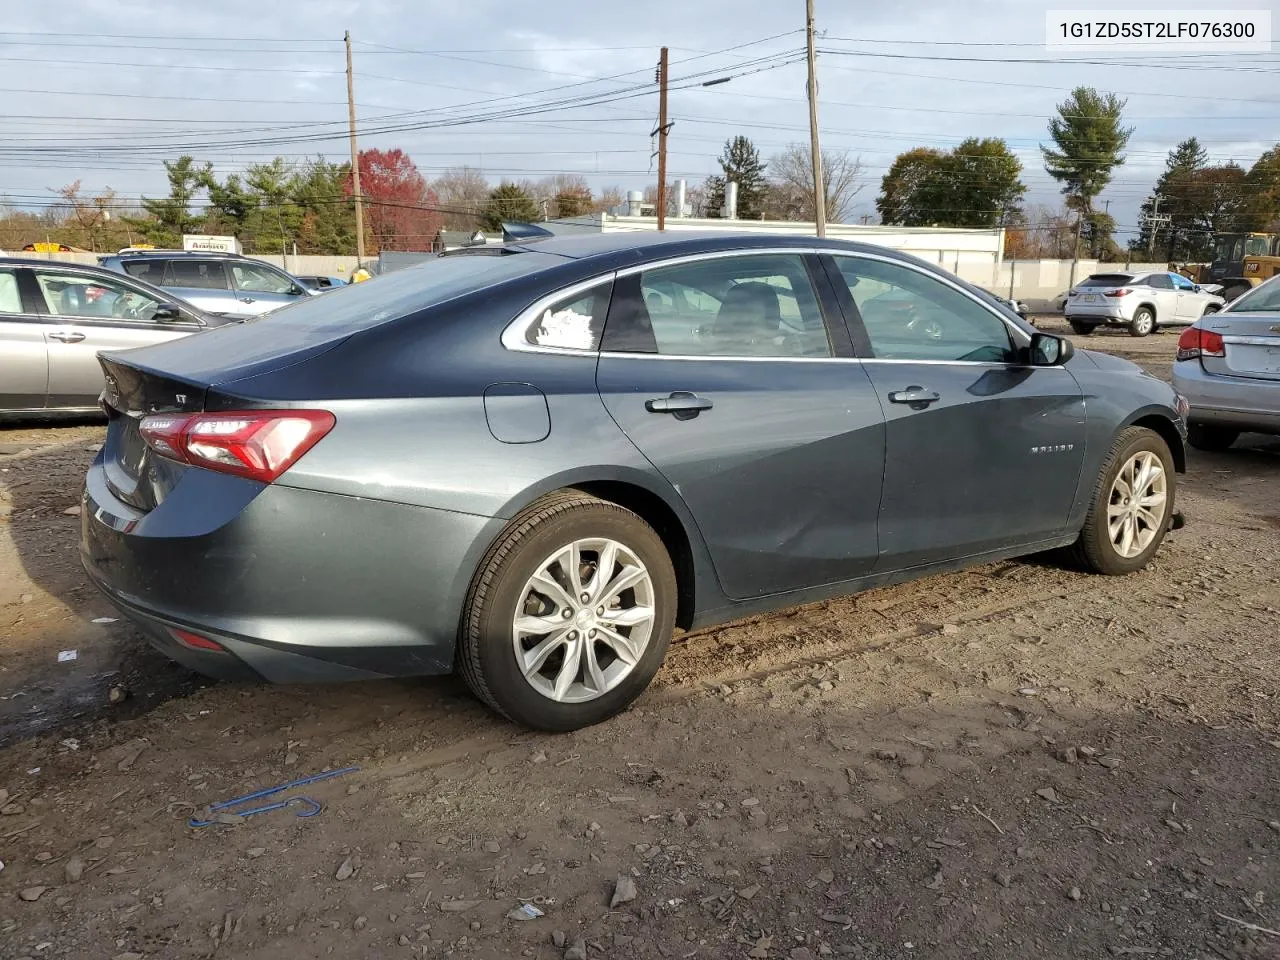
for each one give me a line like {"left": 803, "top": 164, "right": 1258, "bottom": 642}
{"left": 1146, "top": 194, "right": 1165, "bottom": 259}
{"left": 345, "top": 30, "right": 366, "bottom": 262}
{"left": 655, "top": 47, "right": 669, "bottom": 231}
{"left": 805, "top": 0, "right": 826, "bottom": 237}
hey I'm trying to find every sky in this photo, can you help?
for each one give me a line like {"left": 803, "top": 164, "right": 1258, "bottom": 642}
{"left": 3, "top": 0, "right": 1278, "bottom": 244}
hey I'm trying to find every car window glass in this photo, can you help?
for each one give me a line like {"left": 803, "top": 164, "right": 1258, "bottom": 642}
{"left": 122, "top": 260, "right": 168, "bottom": 285}
{"left": 833, "top": 256, "right": 1015, "bottom": 363}
{"left": 1079, "top": 274, "right": 1132, "bottom": 287}
{"left": 164, "top": 260, "right": 228, "bottom": 289}
{"left": 34, "top": 271, "right": 164, "bottom": 322}
{"left": 526, "top": 282, "right": 612, "bottom": 351}
{"left": 1145, "top": 274, "right": 1173, "bottom": 290}
{"left": 0, "top": 270, "right": 22, "bottom": 313}
{"left": 1225, "top": 278, "right": 1280, "bottom": 313}
{"left": 1170, "top": 273, "right": 1194, "bottom": 290}
{"left": 231, "top": 262, "right": 295, "bottom": 294}
{"left": 607, "top": 254, "right": 831, "bottom": 358}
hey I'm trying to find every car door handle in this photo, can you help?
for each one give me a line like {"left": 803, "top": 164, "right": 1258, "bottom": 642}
{"left": 887, "top": 386, "right": 940, "bottom": 406}
{"left": 645, "top": 392, "right": 713, "bottom": 420}
{"left": 48, "top": 330, "right": 86, "bottom": 343}
{"left": 239, "top": 297, "right": 255, "bottom": 304}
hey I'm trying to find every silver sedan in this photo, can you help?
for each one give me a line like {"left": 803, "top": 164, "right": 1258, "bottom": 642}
{"left": 1172, "top": 275, "right": 1280, "bottom": 449}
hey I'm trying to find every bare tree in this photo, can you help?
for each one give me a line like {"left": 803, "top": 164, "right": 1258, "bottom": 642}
{"left": 431, "top": 166, "right": 490, "bottom": 231}
{"left": 765, "top": 144, "right": 864, "bottom": 223}
{"left": 56, "top": 181, "right": 117, "bottom": 251}
{"left": 595, "top": 185, "right": 624, "bottom": 214}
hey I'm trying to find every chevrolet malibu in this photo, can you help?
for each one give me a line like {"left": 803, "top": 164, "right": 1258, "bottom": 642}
{"left": 82, "top": 233, "right": 1188, "bottom": 731}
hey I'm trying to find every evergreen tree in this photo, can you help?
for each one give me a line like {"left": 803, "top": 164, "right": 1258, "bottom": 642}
{"left": 481, "top": 182, "right": 541, "bottom": 231}
{"left": 1133, "top": 137, "right": 1208, "bottom": 260}
{"left": 712, "top": 136, "right": 767, "bottom": 219}
{"left": 130, "top": 156, "right": 209, "bottom": 246}
{"left": 1041, "top": 88, "right": 1132, "bottom": 256}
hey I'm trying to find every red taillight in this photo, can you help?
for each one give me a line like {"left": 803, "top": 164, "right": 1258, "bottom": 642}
{"left": 138, "top": 410, "right": 335, "bottom": 483}
{"left": 1176, "top": 326, "right": 1225, "bottom": 361}
{"left": 1103, "top": 288, "right": 1131, "bottom": 298}
{"left": 171, "top": 628, "right": 224, "bottom": 652}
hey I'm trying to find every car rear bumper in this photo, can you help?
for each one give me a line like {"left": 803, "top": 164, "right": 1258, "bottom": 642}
{"left": 1172, "top": 360, "right": 1280, "bottom": 433}
{"left": 1066, "top": 303, "right": 1130, "bottom": 322}
{"left": 80, "top": 457, "right": 505, "bottom": 683}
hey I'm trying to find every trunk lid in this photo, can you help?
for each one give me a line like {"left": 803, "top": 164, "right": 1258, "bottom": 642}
{"left": 1199, "top": 310, "right": 1280, "bottom": 381}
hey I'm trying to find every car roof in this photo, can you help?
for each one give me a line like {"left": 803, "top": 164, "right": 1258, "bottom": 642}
{"left": 0, "top": 256, "right": 206, "bottom": 314}
{"left": 483, "top": 231, "right": 958, "bottom": 275}
{"left": 109, "top": 250, "right": 249, "bottom": 260}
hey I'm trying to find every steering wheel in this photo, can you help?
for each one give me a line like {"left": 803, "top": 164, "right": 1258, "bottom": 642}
{"left": 111, "top": 295, "right": 144, "bottom": 321}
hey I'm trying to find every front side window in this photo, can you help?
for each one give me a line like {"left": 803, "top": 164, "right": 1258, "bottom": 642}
{"left": 34, "top": 271, "right": 165, "bottom": 322}
{"left": 605, "top": 253, "right": 832, "bottom": 358}
{"left": 231, "top": 262, "right": 296, "bottom": 294}
{"left": 525, "top": 282, "right": 612, "bottom": 351}
{"left": 0, "top": 269, "right": 22, "bottom": 314}
{"left": 164, "top": 260, "right": 229, "bottom": 290}
{"left": 832, "top": 256, "right": 1015, "bottom": 363}
{"left": 1170, "top": 273, "right": 1195, "bottom": 290}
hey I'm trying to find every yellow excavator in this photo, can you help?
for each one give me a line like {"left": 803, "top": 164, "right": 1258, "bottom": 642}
{"left": 1175, "top": 232, "right": 1280, "bottom": 301}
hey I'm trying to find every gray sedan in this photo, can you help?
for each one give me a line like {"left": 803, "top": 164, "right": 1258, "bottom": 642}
{"left": 0, "top": 257, "right": 233, "bottom": 417}
{"left": 1173, "top": 274, "right": 1280, "bottom": 449}
{"left": 81, "top": 233, "right": 1188, "bottom": 730}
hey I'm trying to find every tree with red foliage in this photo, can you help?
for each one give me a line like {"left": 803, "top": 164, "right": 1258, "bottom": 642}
{"left": 348, "top": 148, "right": 442, "bottom": 252}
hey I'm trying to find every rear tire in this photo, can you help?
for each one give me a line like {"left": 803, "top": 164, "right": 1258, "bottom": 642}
{"left": 458, "top": 490, "right": 677, "bottom": 731}
{"left": 1068, "top": 320, "right": 1096, "bottom": 335}
{"left": 1068, "top": 427, "right": 1175, "bottom": 576}
{"left": 1128, "top": 307, "right": 1156, "bottom": 337}
{"left": 1186, "top": 422, "right": 1239, "bottom": 452}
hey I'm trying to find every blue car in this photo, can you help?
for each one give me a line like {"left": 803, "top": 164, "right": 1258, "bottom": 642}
{"left": 81, "top": 233, "right": 1187, "bottom": 730}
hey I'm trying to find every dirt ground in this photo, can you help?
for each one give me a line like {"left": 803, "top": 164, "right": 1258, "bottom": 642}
{"left": 1, "top": 320, "right": 1277, "bottom": 960}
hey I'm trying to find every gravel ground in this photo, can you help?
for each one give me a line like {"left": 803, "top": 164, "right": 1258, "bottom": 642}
{"left": 0, "top": 323, "right": 1277, "bottom": 960}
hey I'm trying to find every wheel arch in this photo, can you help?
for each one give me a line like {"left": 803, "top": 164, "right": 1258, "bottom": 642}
{"left": 1125, "top": 412, "right": 1186, "bottom": 473}
{"left": 494, "top": 469, "right": 711, "bottom": 630}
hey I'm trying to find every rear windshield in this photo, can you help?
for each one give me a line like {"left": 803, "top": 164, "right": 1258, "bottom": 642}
{"left": 1226, "top": 278, "right": 1280, "bottom": 313}
{"left": 1079, "top": 274, "right": 1133, "bottom": 287}
{"left": 241, "top": 250, "right": 565, "bottom": 336}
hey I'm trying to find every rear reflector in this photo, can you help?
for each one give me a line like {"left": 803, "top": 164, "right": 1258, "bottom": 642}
{"left": 171, "top": 628, "right": 225, "bottom": 652}
{"left": 1176, "top": 326, "right": 1226, "bottom": 361}
{"left": 138, "top": 410, "right": 335, "bottom": 483}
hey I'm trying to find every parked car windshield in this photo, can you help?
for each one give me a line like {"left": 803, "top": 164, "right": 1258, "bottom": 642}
{"left": 242, "top": 250, "right": 566, "bottom": 335}
{"left": 1225, "top": 277, "right": 1280, "bottom": 313}
{"left": 1079, "top": 274, "right": 1133, "bottom": 287}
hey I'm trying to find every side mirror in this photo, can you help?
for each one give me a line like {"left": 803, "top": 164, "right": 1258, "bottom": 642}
{"left": 290, "top": 285, "right": 307, "bottom": 296}
{"left": 152, "top": 302, "right": 183, "bottom": 322}
{"left": 1030, "top": 332, "right": 1074, "bottom": 366}
{"left": 1193, "top": 284, "right": 1201, "bottom": 293}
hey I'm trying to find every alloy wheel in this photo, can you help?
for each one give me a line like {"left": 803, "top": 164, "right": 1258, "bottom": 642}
{"left": 512, "top": 538, "right": 656, "bottom": 703}
{"left": 1106, "top": 451, "right": 1167, "bottom": 559}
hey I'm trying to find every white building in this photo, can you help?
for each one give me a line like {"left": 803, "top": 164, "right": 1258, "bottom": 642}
{"left": 541, "top": 212, "right": 1006, "bottom": 279}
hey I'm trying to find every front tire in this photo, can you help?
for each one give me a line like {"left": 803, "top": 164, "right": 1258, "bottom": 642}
{"left": 1128, "top": 307, "right": 1156, "bottom": 337}
{"left": 1069, "top": 427, "right": 1175, "bottom": 576}
{"left": 1186, "top": 422, "right": 1239, "bottom": 452}
{"left": 458, "top": 491, "right": 677, "bottom": 731}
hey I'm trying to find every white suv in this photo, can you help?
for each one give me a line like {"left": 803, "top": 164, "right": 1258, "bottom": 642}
{"left": 1066, "top": 271, "right": 1225, "bottom": 337}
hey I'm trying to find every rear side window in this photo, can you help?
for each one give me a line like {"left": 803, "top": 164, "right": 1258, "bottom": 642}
{"left": 164, "top": 260, "right": 229, "bottom": 289}
{"left": 1079, "top": 274, "right": 1132, "bottom": 288}
{"left": 0, "top": 269, "right": 22, "bottom": 313}
{"left": 526, "top": 283, "right": 612, "bottom": 351}
{"left": 122, "top": 260, "right": 166, "bottom": 284}
{"left": 1144, "top": 274, "right": 1173, "bottom": 290}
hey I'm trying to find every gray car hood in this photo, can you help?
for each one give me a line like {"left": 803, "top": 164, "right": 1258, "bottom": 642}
{"left": 1078, "top": 348, "right": 1143, "bottom": 375}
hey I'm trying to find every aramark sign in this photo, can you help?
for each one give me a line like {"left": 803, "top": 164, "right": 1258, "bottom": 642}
{"left": 182, "top": 234, "right": 242, "bottom": 254}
